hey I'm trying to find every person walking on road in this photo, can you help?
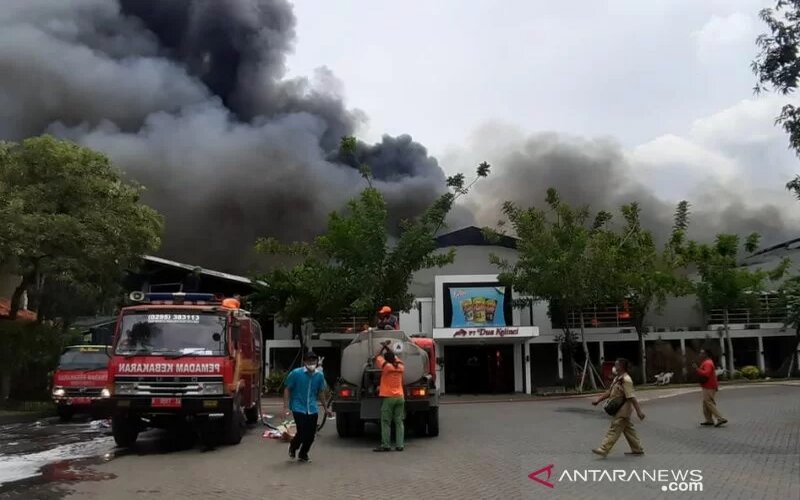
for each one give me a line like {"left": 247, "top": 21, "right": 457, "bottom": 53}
{"left": 284, "top": 351, "right": 330, "bottom": 463}
{"left": 374, "top": 340, "right": 405, "bottom": 452}
{"left": 693, "top": 349, "right": 728, "bottom": 428}
{"left": 591, "top": 358, "right": 646, "bottom": 458}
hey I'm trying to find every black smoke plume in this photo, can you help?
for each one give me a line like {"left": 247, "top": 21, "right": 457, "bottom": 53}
{"left": 0, "top": 0, "right": 461, "bottom": 272}
{"left": 456, "top": 131, "right": 796, "bottom": 248}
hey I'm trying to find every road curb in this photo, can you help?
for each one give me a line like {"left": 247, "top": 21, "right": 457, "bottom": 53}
{"left": 258, "top": 380, "right": 800, "bottom": 408}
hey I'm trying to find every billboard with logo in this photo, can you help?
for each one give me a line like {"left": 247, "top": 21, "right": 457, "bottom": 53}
{"left": 445, "top": 284, "right": 512, "bottom": 328}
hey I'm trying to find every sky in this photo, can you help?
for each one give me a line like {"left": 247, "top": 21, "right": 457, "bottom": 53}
{"left": 285, "top": 0, "right": 799, "bottom": 200}
{"left": 2, "top": 0, "right": 799, "bottom": 270}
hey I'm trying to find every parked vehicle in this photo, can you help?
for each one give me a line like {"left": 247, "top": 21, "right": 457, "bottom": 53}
{"left": 331, "top": 329, "right": 439, "bottom": 437}
{"left": 51, "top": 345, "right": 111, "bottom": 422}
{"left": 105, "top": 292, "right": 262, "bottom": 448}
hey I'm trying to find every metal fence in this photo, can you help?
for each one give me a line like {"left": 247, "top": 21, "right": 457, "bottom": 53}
{"left": 708, "top": 294, "right": 787, "bottom": 325}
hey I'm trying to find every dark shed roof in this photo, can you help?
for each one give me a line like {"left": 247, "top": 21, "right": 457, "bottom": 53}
{"left": 435, "top": 226, "right": 518, "bottom": 250}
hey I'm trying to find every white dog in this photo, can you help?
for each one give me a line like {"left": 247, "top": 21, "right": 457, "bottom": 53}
{"left": 654, "top": 371, "right": 674, "bottom": 385}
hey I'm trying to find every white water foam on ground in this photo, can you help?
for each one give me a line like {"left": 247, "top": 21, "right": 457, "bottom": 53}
{"left": 0, "top": 435, "right": 115, "bottom": 485}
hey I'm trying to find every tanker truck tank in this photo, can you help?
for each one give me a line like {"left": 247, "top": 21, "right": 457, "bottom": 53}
{"left": 339, "top": 330, "right": 430, "bottom": 386}
{"left": 331, "top": 329, "right": 440, "bottom": 438}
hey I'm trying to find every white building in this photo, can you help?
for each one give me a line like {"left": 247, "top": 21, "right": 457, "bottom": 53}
{"left": 264, "top": 227, "right": 800, "bottom": 394}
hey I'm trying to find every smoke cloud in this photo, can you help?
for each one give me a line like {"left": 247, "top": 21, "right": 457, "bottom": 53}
{"left": 2, "top": 1, "right": 796, "bottom": 277}
{"left": 0, "top": 0, "right": 461, "bottom": 272}
{"left": 448, "top": 126, "right": 798, "bottom": 248}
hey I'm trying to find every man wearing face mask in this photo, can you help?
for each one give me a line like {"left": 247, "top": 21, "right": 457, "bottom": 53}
{"left": 284, "top": 351, "right": 330, "bottom": 463}
{"left": 591, "top": 358, "right": 645, "bottom": 458}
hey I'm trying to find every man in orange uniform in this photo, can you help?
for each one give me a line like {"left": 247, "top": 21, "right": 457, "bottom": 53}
{"left": 694, "top": 349, "right": 728, "bottom": 427}
{"left": 373, "top": 341, "right": 405, "bottom": 452}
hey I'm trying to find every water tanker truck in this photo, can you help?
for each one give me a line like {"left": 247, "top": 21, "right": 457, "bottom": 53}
{"left": 331, "top": 329, "right": 439, "bottom": 437}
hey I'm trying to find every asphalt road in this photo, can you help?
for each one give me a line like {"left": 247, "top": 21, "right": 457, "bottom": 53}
{"left": 2, "top": 383, "right": 798, "bottom": 500}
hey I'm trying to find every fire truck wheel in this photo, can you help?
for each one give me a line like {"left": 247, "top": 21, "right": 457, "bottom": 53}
{"left": 56, "top": 406, "right": 73, "bottom": 423}
{"left": 244, "top": 405, "right": 259, "bottom": 425}
{"left": 223, "top": 398, "right": 245, "bottom": 445}
{"left": 111, "top": 416, "right": 140, "bottom": 448}
{"left": 426, "top": 407, "right": 439, "bottom": 437}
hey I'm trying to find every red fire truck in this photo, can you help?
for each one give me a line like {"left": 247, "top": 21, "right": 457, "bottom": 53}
{"left": 51, "top": 345, "right": 111, "bottom": 421}
{"left": 105, "top": 292, "right": 262, "bottom": 447}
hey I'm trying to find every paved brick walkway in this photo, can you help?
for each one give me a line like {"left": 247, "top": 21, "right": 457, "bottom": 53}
{"left": 10, "top": 384, "right": 800, "bottom": 500}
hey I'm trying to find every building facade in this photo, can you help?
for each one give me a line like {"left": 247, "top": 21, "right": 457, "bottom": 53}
{"left": 264, "top": 227, "right": 800, "bottom": 394}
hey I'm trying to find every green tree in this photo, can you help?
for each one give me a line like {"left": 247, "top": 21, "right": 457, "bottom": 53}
{"left": 688, "top": 233, "right": 789, "bottom": 374}
{"left": 488, "top": 188, "right": 620, "bottom": 390}
{"left": 252, "top": 136, "right": 490, "bottom": 343}
{"left": 752, "top": 0, "right": 800, "bottom": 197}
{"left": 777, "top": 275, "right": 800, "bottom": 376}
{"left": 614, "top": 201, "right": 694, "bottom": 384}
{"left": 0, "top": 135, "right": 163, "bottom": 321}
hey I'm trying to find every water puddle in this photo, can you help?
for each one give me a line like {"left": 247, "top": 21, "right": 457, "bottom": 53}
{"left": 0, "top": 417, "right": 117, "bottom": 496}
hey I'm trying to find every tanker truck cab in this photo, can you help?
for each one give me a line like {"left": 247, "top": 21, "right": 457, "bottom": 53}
{"left": 331, "top": 330, "right": 440, "bottom": 438}
{"left": 51, "top": 345, "right": 111, "bottom": 422}
{"left": 107, "top": 292, "right": 262, "bottom": 448}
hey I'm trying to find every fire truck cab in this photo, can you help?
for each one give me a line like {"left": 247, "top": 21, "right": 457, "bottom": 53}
{"left": 51, "top": 345, "right": 111, "bottom": 422}
{"left": 106, "top": 292, "right": 262, "bottom": 448}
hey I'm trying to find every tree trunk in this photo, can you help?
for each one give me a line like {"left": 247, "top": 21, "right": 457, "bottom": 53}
{"left": 723, "top": 308, "right": 735, "bottom": 374}
{"left": 578, "top": 310, "right": 597, "bottom": 390}
{"left": 8, "top": 274, "right": 31, "bottom": 320}
{"left": 636, "top": 326, "right": 647, "bottom": 385}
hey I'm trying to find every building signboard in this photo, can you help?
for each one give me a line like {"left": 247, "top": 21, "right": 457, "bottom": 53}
{"left": 433, "top": 326, "right": 538, "bottom": 339}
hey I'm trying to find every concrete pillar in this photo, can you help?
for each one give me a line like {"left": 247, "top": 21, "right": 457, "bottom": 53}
{"left": 719, "top": 335, "right": 727, "bottom": 372}
{"left": 679, "top": 338, "right": 687, "bottom": 379}
{"left": 557, "top": 341, "right": 564, "bottom": 381}
{"left": 524, "top": 341, "right": 532, "bottom": 395}
{"left": 264, "top": 341, "right": 272, "bottom": 379}
{"left": 796, "top": 345, "right": 800, "bottom": 377}
{"left": 757, "top": 336, "right": 765, "bottom": 373}
{"left": 599, "top": 341, "right": 605, "bottom": 363}
{"left": 514, "top": 343, "right": 523, "bottom": 392}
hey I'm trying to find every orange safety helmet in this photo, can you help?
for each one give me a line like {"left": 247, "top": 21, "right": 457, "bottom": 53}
{"left": 379, "top": 306, "right": 392, "bottom": 315}
{"left": 222, "top": 298, "right": 241, "bottom": 309}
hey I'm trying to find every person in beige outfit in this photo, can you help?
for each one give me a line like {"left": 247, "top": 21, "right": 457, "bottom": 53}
{"left": 591, "top": 358, "right": 646, "bottom": 457}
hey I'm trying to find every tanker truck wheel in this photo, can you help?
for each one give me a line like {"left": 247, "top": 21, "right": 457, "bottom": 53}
{"left": 426, "top": 407, "right": 439, "bottom": 437}
{"left": 335, "top": 412, "right": 364, "bottom": 437}
{"left": 336, "top": 412, "right": 352, "bottom": 437}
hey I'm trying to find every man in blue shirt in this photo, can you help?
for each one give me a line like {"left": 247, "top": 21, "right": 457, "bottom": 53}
{"left": 283, "top": 351, "right": 330, "bottom": 462}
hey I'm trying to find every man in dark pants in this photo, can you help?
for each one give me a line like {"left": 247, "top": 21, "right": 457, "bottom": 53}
{"left": 283, "top": 351, "right": 330, "bottom": 463}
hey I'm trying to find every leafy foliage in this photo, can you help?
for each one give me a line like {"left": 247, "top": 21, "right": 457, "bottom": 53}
{"left": 252, "top": 136, "right": 490, "bottom": 329}
{"left": 487, "top": 188, "right": 623, "bottom": 388}
{"left": 613, "top": 200, "right": 694, "bottom": 382}
{"left": 489, "top": 188, "right": 619, "bottom": 317}
{"left": 778, "top": 275, "right": 800, "bottom": 331}
{"left": 739, "top": 365, "right": 763, "bottom": 380}
{"left": 0, "top": 135, "right": 163, "bottom": 321}
{"left": 0, "top": 320, "right": 81, "bottom": 401}
{"left": 752, "top": 1, "right": 800, "bottom": 196}
{"left": 686, "top": 232, "right": 789, "bottom": 372}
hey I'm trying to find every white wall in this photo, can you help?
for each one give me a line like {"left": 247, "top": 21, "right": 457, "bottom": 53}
{"left": 398, "top": 298, "right": 434, "bottom": 335}
{"left": 409, "top": 245, "right": 519, "bottom": 298}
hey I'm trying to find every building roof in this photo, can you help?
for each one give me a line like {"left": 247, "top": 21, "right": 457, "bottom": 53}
{"left": 435, "top": 226, "right": 518, "bottom": 250}
{"left": 742, "top": 236, "right": 800, "bottom": 266}
{"left": 142, "top": 255, "right": 262, "bottom": 285}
